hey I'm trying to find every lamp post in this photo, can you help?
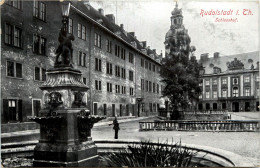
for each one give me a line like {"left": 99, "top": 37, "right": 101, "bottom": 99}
{"left": 61, "top": 2, "right": 71, "bottom": 34}
{"left": 136, "top": 97, "right": 143, "bottom": 117}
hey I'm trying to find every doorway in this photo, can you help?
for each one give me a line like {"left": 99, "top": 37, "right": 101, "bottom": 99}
{"left": 232, "top": 102, "right": 239, "bottom": 112}
{"left": 93, "top": 103, "right": 98, "bottom": 115}
{"left": 112, "top": 104, "right": 115, "bottom": 117}
{"left": 245, "top": 102, "right": 250, "bottom": 112}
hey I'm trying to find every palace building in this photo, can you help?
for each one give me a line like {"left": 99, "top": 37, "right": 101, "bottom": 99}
{"left": 198, "top": 51, "right": 259, "bottom": 112}
{"left": 1, "top": 0, "right": 163, "bottom": 129}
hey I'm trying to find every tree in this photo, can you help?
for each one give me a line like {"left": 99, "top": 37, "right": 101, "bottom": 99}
{"left": 161, "top": 30, "right": 201, "bottom": 113}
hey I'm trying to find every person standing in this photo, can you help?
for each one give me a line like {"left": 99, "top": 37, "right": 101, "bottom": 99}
{"left": 113, "top": 117, "right": 120, "bottom": 139}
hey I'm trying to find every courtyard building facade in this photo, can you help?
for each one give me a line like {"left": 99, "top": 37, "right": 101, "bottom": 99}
{"left": 198, "top": 51, "right": 259, "bottom": 112}
{"left": 1, "top": 0, "right": 163, "bottom": 126}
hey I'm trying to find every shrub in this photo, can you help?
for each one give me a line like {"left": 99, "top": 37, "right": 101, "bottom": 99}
{"left": 101, "top": 140, "right": 200, "bottom": 167}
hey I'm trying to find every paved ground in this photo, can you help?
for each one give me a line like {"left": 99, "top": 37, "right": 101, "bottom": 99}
{"left": 228, "top": 112, "right": 260, "bottom": 120}
{"left": 92, "top": 114, "right": 260, "bottom": 166}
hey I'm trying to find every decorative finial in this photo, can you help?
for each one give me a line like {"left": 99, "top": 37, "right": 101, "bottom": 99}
{"left": 175, "top": 1, "right": 178, "bottom": 8}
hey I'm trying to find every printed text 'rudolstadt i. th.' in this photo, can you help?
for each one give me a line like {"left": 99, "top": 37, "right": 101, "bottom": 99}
{"left": 200, "top": 9, "right": 253, "bottom": 22}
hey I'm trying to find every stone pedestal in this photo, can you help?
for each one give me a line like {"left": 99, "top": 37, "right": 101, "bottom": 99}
{"left": 29, "top": 67, "right": 103, "bottom": 167}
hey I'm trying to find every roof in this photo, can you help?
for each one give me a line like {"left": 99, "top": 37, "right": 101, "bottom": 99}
{"left": 199, "top": 51, "right": 259, "bottom": 75}
{"left": 70, "top": 1, "right": 161, "bottom": 65}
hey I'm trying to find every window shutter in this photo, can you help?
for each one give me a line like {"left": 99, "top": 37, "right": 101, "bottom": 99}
{"left": 3, "top": 99, "right": 9, "bottom": 123}
{"left": 18, "top": 99, "right": 23, "bottom": 122}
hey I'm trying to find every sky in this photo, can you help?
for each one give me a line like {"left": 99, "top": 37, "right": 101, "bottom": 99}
{"left": 89, "top": 0, "right": 259, "bottom": 59}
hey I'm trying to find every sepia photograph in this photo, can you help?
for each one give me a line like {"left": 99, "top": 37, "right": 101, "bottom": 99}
{"left": 1, "top": 0, "right": 259, "bottom": 167}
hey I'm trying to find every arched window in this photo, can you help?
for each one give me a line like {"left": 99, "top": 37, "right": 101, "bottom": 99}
{"left": 174, "top": 19, "right": 177, "bottom": 24}
{"left": 233, "top": 87, "right": 239, "bottom": 97}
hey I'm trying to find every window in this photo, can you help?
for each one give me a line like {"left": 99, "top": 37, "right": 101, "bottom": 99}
{"left": 145, "top": 60, "right": 148, "bottom": 69}
{"left": 149, "top": 62, "right": 151, "bottom": 71}
{"left": 141, "top": 58, "right": 144, "bottom": 67}
{"left": 233, "top": 78, "right": 238, "bottom": 85}
{"left": 14, "top": 27, "right": 22, "bottom": 48}
{"left": 34, "top": 67, "right": 46, "bottom": 81}
{"left": 33, "top": 1, "right": 46, "bottom": 21}
{"left": 3, "top": 99, "right": 22, "bottom": 123}
{"left": 103, "top": 104, "right": 107, "bottom": 115}
{"left": 149, "top": 103, "right": 153, "bottom": 112}
{"left": 129, "top": 70, "right": 133, "bottom": 81}
{"left": 157, "top": 84, "right": 159, "bottom": 94}
{"left": 244, "top": 76, "right": 250, "bottom": 83}
{"left": 107, "top": 82, "right": 112, "bottom": 92}
{"left": 153, "top": 103, "right": 156, "bottom": 112}
{"left": 153, "top": 64, "right": 156, "bottom": 72}
{"left": 7, "top": 61, "right": 23, "bottom": 78}
{"left": 6, "top": 0, "right": 22, "bottom": 10}
{"left": 94, "top": 33, "right": 101, "bottom": 48}
{"left": 106, "top": 39, "right": 112, "bottom": 53}
{"left": 115, "top": 85, "right": 120, "bottom": 93}
{"left": 115, "top": 45, "right": 120, "bottom": 57}
{"left": 205, "top": 80, "right": 210, "bottom": 86}
{"left": 68, "top": 18, "right": 73, "bottom": 34}
{"left": 129, "top": 52, "right": 134, "bottom": 63}
{"left": 32, "top": 99, "right": 41, "bottom": 116}
{"left": 121, "top": 68, "right": 126, "bottom": 79}
{"left": 130, "top": 87, "right": 134, "bottom": 96}
{"left": 83, "top": 77, "right": 87, "bottom": 84}
{"left": 153, "top": 83, "right": 155, "bottom": 93}
{"left": 213, "top": 91, "right": 217, "bottom": 98}
{"left": 222, "top": 78, "right": 227, "bottom": 85}
{"left": 82, "top": 25, "right": 86, "bottom": 40}
{"left": 157, "top": 66, "right": 160, "bottom": 73}
{"left": 5, "top": 23, "right": 12, "bottom": 45}
{"left": 115, "top": 66, "right": 120, "bottom": 77}
{"left": 95, "top": 80, "right": 101, "bottom": 90}
{"left": 213, "top": 79, "right": 217, "bottom": 85}
{"left": 233, "top": 87, "right": 239, "bottom": 97}
{"left": 146, "top": 80, "right": 149, "bottom": 92}
{"left": 141, "top": 103, "right": 145, "bottom": 112}
{"left": 106, "top": 62, "right": 113, "bottom": 75}
{"left": 121, "top": 48, "right": 126, "bottom": 60}
{"left": 222, "top": 90, "right": 227, "bottom": 97}
{"left": 256, "top": 76, "right": 259, "bottom": 82}
{"left": 199, "top": 94, "right": 202, "bottom": 99}
{"left": 78, "top": 23, "right": 86, "bottom": 40}
{"left": 5, "top": 23, "right": 22, "bottom": 48}
{"left": 149, "top": 81, "right": 152, "bottom": 92}
{"left": 78, "top": 52, "right": 86, "bottom": 67}
{"left": 121, "top": 86, "right": 126, "bottom": 94}
{"left": 141, "top": 79, "right": 144, "bottom": 91}
{"left": 33, "top": 34, "right": 46, "bottom": 55}
{"left": 95, "top": 58, "right": 102, "bottom": 71}
{"left": 245, "top": 88, "right": 250, "bottom": 96}
{"left": 206, "top": 92, "right": 210, "bottom": 98}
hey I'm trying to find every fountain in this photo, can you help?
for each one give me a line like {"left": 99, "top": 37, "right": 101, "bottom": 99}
{"left": 28, "top": 2, "right": 104, "bottom": 166}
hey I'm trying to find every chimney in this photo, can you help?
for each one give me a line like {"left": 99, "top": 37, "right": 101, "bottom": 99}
{"left": 152, "top": 49, "right": 156, "bottom": 54}
{"left": 120, "top": 24, "right": 124, "bottom": 30}
{"left": 128, "top": 32, "right": 135, "bottom": 37}
{"left": 214, "top": 52, "right": 220, "bottom": 58}
{"left": 98, "top": 8, "right": 104, "bottom": 15}
{"left": 141, "top": 41, "right": 146, "bottom": 48}
{"left": 200, "top": 53, "right": 209, "bottom": 62}
{"left": 105, "top": 14, "right": 115, "bottom": 24}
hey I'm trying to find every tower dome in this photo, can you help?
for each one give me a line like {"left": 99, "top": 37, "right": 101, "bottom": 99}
{"left": 171, "top": 2, "right": 182, "bottom": 16}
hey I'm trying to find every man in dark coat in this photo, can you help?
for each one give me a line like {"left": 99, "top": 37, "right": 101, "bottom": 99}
{"left": 113, "top": 117, "right": 120, "bottom": 139}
